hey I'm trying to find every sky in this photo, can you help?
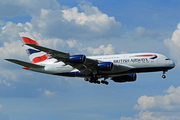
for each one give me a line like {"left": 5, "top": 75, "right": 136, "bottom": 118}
{"left": 0, "top": 0, "right": 180, "bottom": 120}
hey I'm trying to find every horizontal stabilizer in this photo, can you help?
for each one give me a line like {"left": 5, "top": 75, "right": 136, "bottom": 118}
{"left": 5, "top": 59, "right": 44, "bottom": 68}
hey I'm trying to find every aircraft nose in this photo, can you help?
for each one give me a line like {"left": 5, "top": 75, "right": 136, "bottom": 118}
{"left": 169, "top": 60, "right": 175, "bottom": 69}
{"left": 172, "top": 61, "right": 175, "bottom": 68}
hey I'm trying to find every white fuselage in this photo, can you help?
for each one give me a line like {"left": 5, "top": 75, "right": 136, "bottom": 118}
{"left": 5, "top": 32, "right": 175, "bottom": 85}
{"left": 28, "top": 53, "right": 175, "bottom": 78}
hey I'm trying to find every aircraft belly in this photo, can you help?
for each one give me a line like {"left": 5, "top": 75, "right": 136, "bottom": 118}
{"left": 128, "top": 66, "right": 174, "bottom": 73}
{"left": 98, "top": 65, "right": 129, "bottom": 74}
{"left": 97, "top": 66, "right": 173, "bottom": 77}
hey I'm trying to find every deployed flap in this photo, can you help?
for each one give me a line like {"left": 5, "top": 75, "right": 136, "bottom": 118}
{"left": 5, "top": 59, "right": 44, "bottom": 68}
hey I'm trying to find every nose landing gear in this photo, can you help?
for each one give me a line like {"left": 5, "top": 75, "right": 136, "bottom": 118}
{"left": 162, "top": 75, "right": 166, "bottom": 79}
{"left": 162, "top": 71, "right": 167, "bottom": 79}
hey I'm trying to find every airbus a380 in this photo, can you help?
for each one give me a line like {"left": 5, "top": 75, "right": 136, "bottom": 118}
{"left": 5, "top": 32, "right": 175, "bottom": 85}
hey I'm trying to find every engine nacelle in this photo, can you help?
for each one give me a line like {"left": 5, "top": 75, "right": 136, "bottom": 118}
{"left": 69, "top": 55, "right": 86, "bottom": 64}
{"left": 97, "top": 62, "right": 114, "bottom": 71}
{"left": 111, "top": 73, "right": 137, "bottom": 83}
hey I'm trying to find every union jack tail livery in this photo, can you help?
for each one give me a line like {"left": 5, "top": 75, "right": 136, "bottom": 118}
{"left": 19, "top": 32, "right": 49, "bottom": 64}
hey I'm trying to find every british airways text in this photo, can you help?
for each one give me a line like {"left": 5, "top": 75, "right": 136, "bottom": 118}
{"left": 113, "top": 58, "right": 148, "bottom": 63}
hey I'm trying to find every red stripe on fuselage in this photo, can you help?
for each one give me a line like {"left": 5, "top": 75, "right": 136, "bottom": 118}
{"left": 135, "top": 54, "right": 157, "bottom": 57}
{"left": 31, "top": 54, "right": 49, "bottom": 63}
{"left": 21, "top": 37, "right": 39, "bottom": 45}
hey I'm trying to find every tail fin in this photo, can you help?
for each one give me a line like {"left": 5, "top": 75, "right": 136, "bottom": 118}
{"left": 19, "top": 32, "right": 49, "bottom": 64}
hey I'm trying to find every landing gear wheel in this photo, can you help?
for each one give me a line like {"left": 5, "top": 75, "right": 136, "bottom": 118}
{"left": 101, "top": 80, "right": 109, "bottom": 85}
{"left": 105, "top": 81, "right": 109, "bottom": 85}
{"left": 96, "top": 81, "right": 101, "bottom": 84}
{"left": 162, "top": 75, "right": 166, "bottom": 79}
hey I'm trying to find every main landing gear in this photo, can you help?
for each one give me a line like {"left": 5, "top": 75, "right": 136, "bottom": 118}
{"left": 84, "top": 77, "right": 109, "bottom": 85}
{"left": 162, "top": 71, "right": 167, "bottom": 79}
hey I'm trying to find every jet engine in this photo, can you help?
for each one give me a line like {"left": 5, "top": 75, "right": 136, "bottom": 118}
{"left": 111, "top": 73, "right": 137, "bottom": 83}
{"left": 69, "top": 55, "right": 86, "bottom": 64}
{"left": 97, "top": 62, "right": 114, "bottom": 71}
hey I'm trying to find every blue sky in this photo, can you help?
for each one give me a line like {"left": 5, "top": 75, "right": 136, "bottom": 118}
{"left": 0, "top": 0, "right": 180, "bottom": 120}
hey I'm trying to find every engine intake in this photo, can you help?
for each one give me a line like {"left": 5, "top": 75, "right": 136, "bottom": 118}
{"left": 111, "top": 73, "right": 137, "bottom": 83}
{"left": 69, "top": 55, "right": 86, "bottom": 64}
{"left": 97, "top": 62, "right": 114, "bottom": 71}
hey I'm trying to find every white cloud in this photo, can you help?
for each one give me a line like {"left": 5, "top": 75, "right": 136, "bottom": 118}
{"left": 62, "top": 5, "right": 120, "bottom": 32}
{"left": 120, "top": 111, "right": 180, "bottom": 120}
{"left": 87, "top": 44, "right": 115, "bottom": 55}
{"left": 134, "top": 95, "right": 156, "bottom": 110}
{"left": 134, "top": 85, "right": 180, "bottom": 111}
{"left": 164, "top": 22, "right": 180, "bottom": 66}
{"left": 120, "top": 85, "right": 180, "bottom": 120}
{"left": 134, "top": 26, "right": 160, "bottom": 39}
{"left": 1, "top": 22, "right": 24, "bottom": 41}
{"left": 0, "top": 41, "right": 26, "bottom": 59}
{"left": 0, "top": 21, "right": 33, "bottom": 45}
{"left": 67, "top": 39, "right": 78, "bottom": 48}
{"left": 171, "top": 23, "right": 180, "bottom": 46}
{"left": 29, "top": 3, "right": 121, "bottom": 39}
{"left": 45, "top": 90, "right": 54, "bottom": 96}
{"left": 43, "top": 90, "right": 58, "bottom": 98}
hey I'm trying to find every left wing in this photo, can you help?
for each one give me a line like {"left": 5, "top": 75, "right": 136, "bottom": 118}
{"left": 5, "top": 59, "right": 44, "bottom": 68}
{"left": 26, "top": 44, "right": 131, "bottom": 75}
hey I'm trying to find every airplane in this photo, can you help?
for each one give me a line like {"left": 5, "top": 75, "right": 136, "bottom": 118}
{"left": 5, "top": 32, "right": 175, "bottom": 85}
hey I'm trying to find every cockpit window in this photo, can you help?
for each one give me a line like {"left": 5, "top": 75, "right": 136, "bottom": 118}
{"left": 165, "top": 58, "right": 170, "bottom": 60}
